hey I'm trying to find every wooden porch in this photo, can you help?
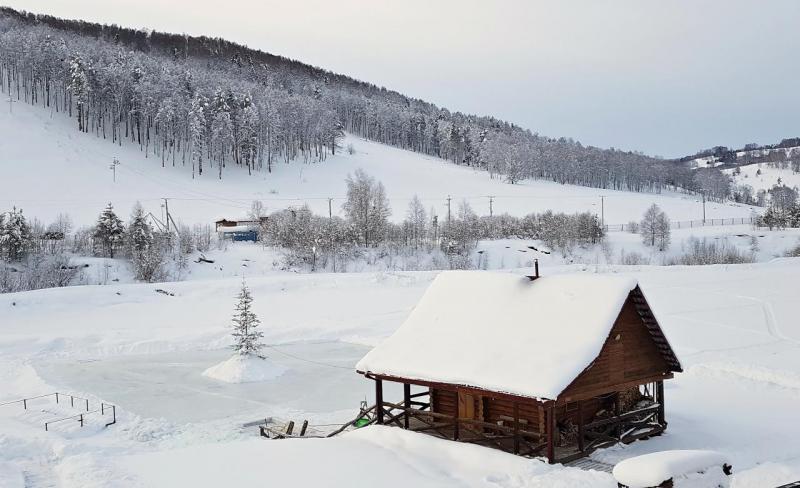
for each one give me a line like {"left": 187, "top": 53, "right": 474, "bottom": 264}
{"left": 372, "top": 378, "right": 667, "bottom": 464}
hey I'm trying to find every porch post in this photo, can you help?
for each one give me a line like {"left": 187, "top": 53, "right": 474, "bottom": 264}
{"left": 403, "top": 383, "right": 411, "bottom": 429}
{"left": 656, "top": 380, "right": 666, "bottom": 426}
{"left": 513, "top": 402, "right": 520, "bottom": 455}
{"left": 375, "top": 378, "right": 384, "bottom": 425}
{"left": 577, "top": 399, "right": 585, "bottom": 453}
{"left": 546, "top": 403, "right": 556, "bottom": 464}
{"left": 613, "top": 391, "right": 622, "bottom": 440}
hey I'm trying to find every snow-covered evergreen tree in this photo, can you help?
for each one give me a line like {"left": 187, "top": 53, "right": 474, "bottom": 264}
{"left": 230, "top": 279, "right": 264, "bottom": 356}
{"left": 0, "top": 207, "right": 32, "bottom": 261}
{"left": 127, "top": 202, "right": 164, "bottom": 281}
{"left": 93, "top": 203, "right": 125, "bottom": 258}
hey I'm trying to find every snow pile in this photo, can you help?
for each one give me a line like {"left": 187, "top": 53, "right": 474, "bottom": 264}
{"left": 356, "top": 271, "right": 639, "bottom": 400}
{"left": 612, "top": 450, "right": 730, "bottom": 488}
{"left": 202, "top": 354, "right": 286, "bottom": 383}
{"left": 116, "top": 426, "right": 615, "bottom": 487}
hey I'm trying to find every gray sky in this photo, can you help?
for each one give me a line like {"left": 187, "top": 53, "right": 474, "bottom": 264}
{"left": 5, "top": 0, "right": 799, "bottom": 157}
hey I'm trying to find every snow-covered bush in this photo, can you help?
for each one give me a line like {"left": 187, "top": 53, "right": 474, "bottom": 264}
{"left": 666, "top": 237, "right": 754, "bottom": 266}
{"left": 0, "top": 251, "right": 80, "bottom": 293}
{"left": 619, "top": 250, "right": 648, "bottom": 266}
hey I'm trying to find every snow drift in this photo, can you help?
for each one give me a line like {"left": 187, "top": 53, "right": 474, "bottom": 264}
{"left": 202, "top": 354, "right": 286, "bottom": 383}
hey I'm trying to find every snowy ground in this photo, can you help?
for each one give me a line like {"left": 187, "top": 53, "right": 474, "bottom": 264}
{"left": 1, "top": 100, "right": 757, "bottom": 227}
{"left": 2, "top": 261, "right": 800, "bottom": 487}
{"left": 2, "top": 89, "right": 799, "bottom": 488}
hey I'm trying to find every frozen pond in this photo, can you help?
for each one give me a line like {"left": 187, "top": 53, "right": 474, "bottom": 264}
{"left": 35, "top": 342, "right": 389, "bottom": 423}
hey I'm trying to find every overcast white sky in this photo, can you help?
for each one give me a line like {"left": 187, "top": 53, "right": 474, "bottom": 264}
{"left": 5, "top": 0, "right": 799, "bottom": 157}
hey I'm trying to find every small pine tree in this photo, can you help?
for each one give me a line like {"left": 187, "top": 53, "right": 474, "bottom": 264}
{"left": 231, "top": 279, "right": 264, "bottom": 356}
{"left": 0, "top": 207, "right": 32, "bottom": 261}
{"left": 93, "top": 203, "right": 125, "bottom": 258}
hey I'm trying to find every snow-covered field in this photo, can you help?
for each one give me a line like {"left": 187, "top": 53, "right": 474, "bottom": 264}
{"left": 3, "top": 88, "right": 800, "bottom": 488}
{"left": 727, "top": 164, "right": 800, "bottom": 193}
{"left": 1, "top": 101, "right": 757, "bottom": 227}
{"left": 2, "top": 261, "right": 800, "bottom": 487}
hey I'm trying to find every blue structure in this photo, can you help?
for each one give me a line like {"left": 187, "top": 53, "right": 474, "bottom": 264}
{"left": 228, "top": 230, "right": 258, "bottom": 242}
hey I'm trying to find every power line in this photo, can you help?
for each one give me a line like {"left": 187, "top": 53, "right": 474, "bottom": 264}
{"left": 262, "top": 344, "right": 353, "bottom": 370}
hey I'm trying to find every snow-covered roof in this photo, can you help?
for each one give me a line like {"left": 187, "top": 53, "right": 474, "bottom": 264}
{"left": 612, "top": 450, "right": 730, "bottom": 487}
{"left": 356, "top": 271, "right": 639, "bottom": 400}
{"left": 218, "top": 225, "right": 257, "bottom": 233}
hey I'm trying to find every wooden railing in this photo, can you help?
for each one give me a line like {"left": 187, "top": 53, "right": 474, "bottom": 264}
{"left": 0, "top": 392, "right": 117, "bottom": 430}
{"left": 378, "top": 399, "right": 547, "bottom": 457}
{"left": 560, "top": 403, "right": 663, "bottom": 463}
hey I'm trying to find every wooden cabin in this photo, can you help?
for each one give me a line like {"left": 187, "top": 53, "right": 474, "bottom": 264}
{"left": 356, "top": 271, "right": 681, "bottom": 463}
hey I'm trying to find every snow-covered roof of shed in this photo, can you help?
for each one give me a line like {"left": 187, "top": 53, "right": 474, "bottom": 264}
{"left": 218, "top": 225, "right": 257, "bottom": 233}
{"left": 356, "top": 271, "right": 639, "bottom": 400}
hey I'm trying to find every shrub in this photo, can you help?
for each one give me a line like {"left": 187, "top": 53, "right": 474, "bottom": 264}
{"left": 666, "top": 238, "right": 754, "bottom": 265}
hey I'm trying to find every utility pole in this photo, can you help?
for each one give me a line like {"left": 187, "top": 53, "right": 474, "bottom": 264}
{"left": 328, "top": 197, "right": 335, "bottom": 272}
{"left": 702, "top": 192, "right": 706, "bottom": 224}
{"left": 163, "top": 198, "right": 171, "bottom": 232}
{"left": 109, "top": 158, "right": 120, "bottom": 182}
{"left": 488, "top": 196, "right": 494, "bottom": 217}
{"left": 600, "top": 196, "right": 605, "bottom": 229}
{"left": 446, "top": 195, "right": 452, "bottom": 225}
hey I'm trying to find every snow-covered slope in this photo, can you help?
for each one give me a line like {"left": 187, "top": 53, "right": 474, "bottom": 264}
{"left": 1, "top": 101, "right": 757, "bottom": 226}
{"left": 726, "top": 164, "right": 800, "bottom": 193}
{"left": 2, "top": 262, "right": 800, "bottom": 486}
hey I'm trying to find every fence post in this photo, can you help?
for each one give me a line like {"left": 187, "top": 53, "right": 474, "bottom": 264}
{"left": 101, "top": 403, "right": 105, "bottom": 415}
{"left": 55, "top": 393, "right": 59, "bottom": 404}
{"left": 70, "top": 395, "right": 74, "bottom": 408}
{"left": 23, "top": 399, "right": 27, "bottom": 410}
{"left": 85, "top": 399, "right": 89, "bottom": 412}
{"left": 79, "top": 414, "right": 84, "bottom": 427}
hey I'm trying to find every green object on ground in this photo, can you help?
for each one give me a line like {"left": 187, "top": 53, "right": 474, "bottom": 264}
{"left": 354, "top": 418, "right": 371, "bottom": 428}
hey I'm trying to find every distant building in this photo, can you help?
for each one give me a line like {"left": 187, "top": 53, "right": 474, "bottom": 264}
{"left": 356, "top": 271, "right": 681, "bottom": 463}
{"left": 214, "top": 217, "right": 267, "bottom": 242}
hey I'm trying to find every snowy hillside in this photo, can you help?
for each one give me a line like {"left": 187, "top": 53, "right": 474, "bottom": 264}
{"left": 726, "top": 164, "right": 800, "bottom": 193}
{"left": 2, "top": 263, "right": 800, "bottom": 486}
{"left": 1, "top": 101, "right": 757, "bottom": 227}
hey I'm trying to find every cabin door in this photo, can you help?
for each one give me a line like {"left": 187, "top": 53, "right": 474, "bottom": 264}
{"left": 458, "top": 391, "right": 484, "bottom": 432}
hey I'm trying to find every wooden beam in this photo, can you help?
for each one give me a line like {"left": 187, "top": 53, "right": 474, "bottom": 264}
{"left": 546, "top": 403, "right": 555, "bottom": 464}
{"left": 559, "top": 373, "right": 674, "bottom": 403}
{"left": 656, "top": 380, "right": 665, "bottom": 426}
{"left": 403, "top": 383, "right": 411, "bottom": 429}
{"left": 375, "top": 378, "right": 384, "bottom": 425}
{"left": 361, "top": 373, "right": 550, "bottom": 405}
{"left": 577, "top": 399, "right": 585, "bottom": 453}
{"left": 513, "top": 402, "right": 520, "bottom": 455}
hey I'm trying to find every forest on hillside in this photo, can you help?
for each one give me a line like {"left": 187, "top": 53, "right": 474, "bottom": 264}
{"left": 1, "top": 7, "right": 712, "bottom": 194}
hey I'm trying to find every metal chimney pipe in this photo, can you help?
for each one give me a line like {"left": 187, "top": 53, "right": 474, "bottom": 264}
{"left": 528, "top": 259, "right": 540, "bottom": 281}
